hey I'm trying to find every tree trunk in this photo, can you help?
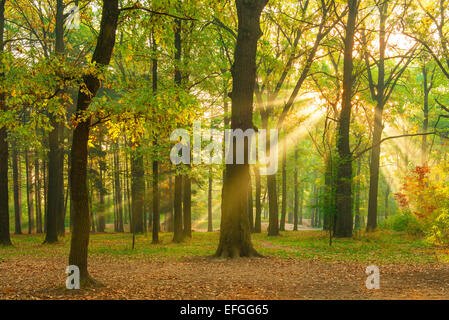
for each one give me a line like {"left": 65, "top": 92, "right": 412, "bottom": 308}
{"left": 12, "top": 147, "right": 22, "bottom": 235}
{"left": 262, "top": 112, "right": 279, "bottom": 236}
{"left": 152, "top": 32, "right": 160, "bottom": 243}
{"left": 421, "top": 65, "right": 432, "bottom": 164}
{"left": 208, "top": 170, "right": 213, "bottom": 232}
{"left": 248, "top": 172, "right": 254, "bottom": 232}
{"left": 354, "top": 157, "right": 362, "bottom": 229}
{"left": 254, "top": 165, "right": 262, "bottom": 233}
{"left": 172, "top": 19, "right": 184, "bottom": 243}
{"left": 293, "top": 149, "right": 298, "bottom": 231}
{"left": 113, "top": 149, "right": 124, "bottom": 232}
{"left": 215, "top": 0, "right": 267, "bottom": 258}
{"left": 299, "top": 185, "right": 304, "bottom": 225}
{"left": 323, "top": 154, "right": 333, "bottom": 231}
{"left": 131, "top": 152, "right": 144, "bottom": 234}
{"left": 173, "top": 175, "right": 184, "bottom": 243}
{"left": 183, "top": 174, "right": 192, "bottom": 238}
{"left": 57, "top": 125, "right": 65, "bottom": 236}
{"left": 167, "top": 174, "right": 174, "bottom": 232}
{"left": 68, "top": 0, "right": 119, "bottom": 284}
{"left": 335, "top": 0, "right": 358, "bottom": 238}
{"left": 25, "top": 149, "right": 34, "bottom": 234}
{"left": 34, "top": 157, "right": 43, "bottom": 233}
{"left": 384, "top": 184, "right": 390, "bottom": 219}
{"left": 46, "top": 0, "right": 65, "bottom": 242}
{"left": 0, "top": 0, "right": 11, "bottom": 245}
{"left": 280, "top": 137, "right": 287, "bottom": 231}
{"left": 152, "top": 159, "right": 160, "bottom": 243}
{"left": 44, "top": 118, "right": 59, "bottom": 243}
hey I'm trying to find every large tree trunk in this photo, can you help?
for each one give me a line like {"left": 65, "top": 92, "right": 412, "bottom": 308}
{"left": 0, "top": 0, "right": 11, "bottom": 246}
{"left": 68, "top": 0, "right": 119, "bottom": 284}
{"left": 172, "top": 19, "right": 184, "bottom": 243}
{"left": 335, "top": 0, "right": 358, "bottom": 238}
{"left": 152, "top": 33, "right": 160, "bottom": 243}
{"left": 366, "top": 2, "right": 388, "bottom": 233}
{"left": 215, "top": 0, "right": 267, "bottom": 258}
{"left": 46, "top": 0, "right": 65, "bottom": 243}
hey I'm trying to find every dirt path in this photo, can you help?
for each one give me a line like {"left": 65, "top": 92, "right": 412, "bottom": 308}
{"left": 1, "top": 256, "right": 448, "bottom": 300}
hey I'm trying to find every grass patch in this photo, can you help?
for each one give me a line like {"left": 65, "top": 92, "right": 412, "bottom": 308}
{"left": 1, "top": 229, "right": 443, "bottom": 265}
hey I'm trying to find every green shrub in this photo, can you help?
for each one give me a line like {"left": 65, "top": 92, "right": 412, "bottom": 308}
{"left": 426, "top": 210, "right": 449, "bottom": 246}
{"left": 380, "top": 212, "right": 424, "bottom": 236}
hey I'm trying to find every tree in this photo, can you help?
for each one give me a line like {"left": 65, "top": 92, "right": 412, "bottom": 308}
{"left": 215, "top": 0, "right": 267, "bottom": 258}
{"left": 69, "top": 0, "right": 120, "bottom": 285}
{"left": 334, "top": 0, "right": 358, "bottom": 238}
{"left": 362, "top": 0, "right": 416, "bottom": 232}
{"left": 0, "top": 0, "right": 11, "bottom": 246}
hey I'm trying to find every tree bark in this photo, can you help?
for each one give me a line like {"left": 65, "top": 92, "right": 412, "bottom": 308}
{"left": 68, "top": 0, "right": 119, "bottom": 284}
{"left": 172, "top": 19, "right": 184, "bottom": 243}
{"left": 34, "top": 157, "right": 43, "bottom": 233}
{"left": 46, "top": 0, "right": 65, "bottom": 242}
{"left": 173, "top": 175, "right": 184, "bottom": 243}
{"left": 183, "top": 174, "right": 192, "bottom": 238}
{"left": 280, "top": 137, "right": 287, "bottom": 231}
{"left": 335, "top": 0, "right": 358, "bottom": 238}
{"left": 12, "top": 147, "right": 22, "bottom": 235}
{"left": 25, "top": 149, "right": 34, "bottom": 234}
{"left": 113, "top": 149, "right": 124, "bottom": 232}
{"left": 215, "top": 0, "right": 267, "bottom": 258}
{"left": 254, "top": 165, "right": 262, "bottom": 233}
{"left": 293, "top": 149, "right": 298, "bottom": 231}
{"left": 131, "top": 152, "right": 145, "bottom": 234}
{"left": 208, "top": 170, "right": 213, "bottom": 232}
{"left": 248, "top": 172, "right": 254, "bottom": 232}
{"left": 354, "top": 157, "right": 362, "bottom": 229}
{"left": 0, "top": 0, "right": 11, "bottom": 245}
{"left": 152, "top": 32, "right": 160, "bottom": 243}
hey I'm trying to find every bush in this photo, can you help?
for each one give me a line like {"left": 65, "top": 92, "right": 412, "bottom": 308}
{"left": 380, "top": 212, "right": 424, "bottom": 236}
{"left": 426, "top": 210, "right": 449, "bottom": 246}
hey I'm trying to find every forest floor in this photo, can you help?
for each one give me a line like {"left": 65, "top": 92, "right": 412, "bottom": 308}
{"left": 1, "top": 230, "right": 449, "bottom": 299}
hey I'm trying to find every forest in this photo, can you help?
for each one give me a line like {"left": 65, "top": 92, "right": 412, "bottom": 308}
{"left": 1, "top": 0, "right": 449, "bottom": 300}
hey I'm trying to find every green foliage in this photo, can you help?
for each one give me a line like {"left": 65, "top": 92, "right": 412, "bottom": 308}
{"left": 379, "top": 212, "right": 424, "bottom": 237}
{"left": 426, "top": 210, "right": 449, "bottom": 246}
